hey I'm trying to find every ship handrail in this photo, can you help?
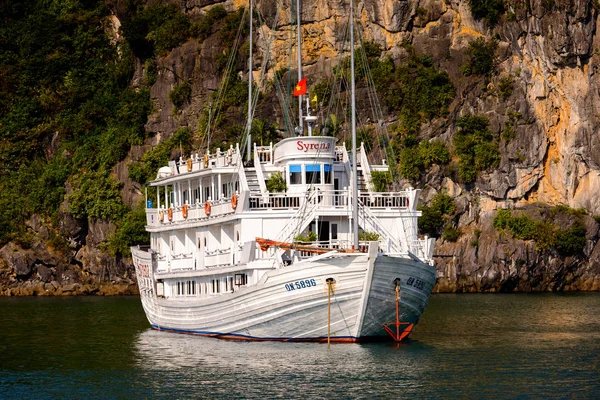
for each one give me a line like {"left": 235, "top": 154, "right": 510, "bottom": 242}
{"left": 357, "top": 198, "right": 405, "bottom": 253}
{"left": 274, "top": 189, "right": 320, "bottom": 243}
{"left": 253, "top": 144, "right": 269, "bottom": 200}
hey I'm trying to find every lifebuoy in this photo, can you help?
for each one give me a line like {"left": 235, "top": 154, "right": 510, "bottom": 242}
{"left": 203, "top": 154, "right": 209, "bottom": 168}
{"left": 204, "top": 201, "right": 211, "bottom": 216}
{"left": 186, "top": 158, "right": 193, "bottom": 172}
{"left": 167, "top": 207, "right": 173, "bottom": 221}
{"left": 182, "top": 204, "right": 188, "bottom": 219}
{"left": 158, "top": 210, "right": 164, "bottom": 223}
{"left": 231, "top": 194, "right": 238, "bottom": 210}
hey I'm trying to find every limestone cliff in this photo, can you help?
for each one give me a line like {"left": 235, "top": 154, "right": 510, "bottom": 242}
{"left": 2, "top": 0, "right": 600, "bottom": 294}
{"left": 144, "top": 0, "right": 600, "bottom": 291}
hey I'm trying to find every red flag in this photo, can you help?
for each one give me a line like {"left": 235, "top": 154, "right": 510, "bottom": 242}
{"left": 293, "top": 77, "right": 307, "bottom": 96}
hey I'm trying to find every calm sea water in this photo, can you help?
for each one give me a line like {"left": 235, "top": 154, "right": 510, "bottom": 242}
{"left": 0, "top": 293, "right": 598, "bottom": 399}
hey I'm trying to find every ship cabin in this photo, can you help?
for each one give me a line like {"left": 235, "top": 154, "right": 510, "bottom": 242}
{"left": 140, "top": 136, "right": 433, "bottom": 299}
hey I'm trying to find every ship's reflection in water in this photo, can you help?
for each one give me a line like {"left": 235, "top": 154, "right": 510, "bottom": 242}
{"left": 133, "top": 329, "right": 435, "bottom": 398}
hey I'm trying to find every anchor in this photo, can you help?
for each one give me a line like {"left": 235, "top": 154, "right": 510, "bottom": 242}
{"left": 382, "top": 278, "right": 414, "bottom": 342}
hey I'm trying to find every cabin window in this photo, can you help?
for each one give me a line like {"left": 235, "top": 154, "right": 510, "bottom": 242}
{"left": 212, "top": 279, "right": 220, "bottom": 294}
{"left": 234, "top": 273, "right": 248, "bottom": 286}
{"left": 170, "top": 191, "right": 175, "bottom": 207}
{"left": 222, "top": 183, "right": 229, "bottom": 198}
{"left": 183, "top": 190, "right": 189, "bottom": 204}
{"left": 187, "top": 280, "right": 196, "bottom": 295}
{"left": 194, "top": 188, "right": 200, "bottom": 203}
{"left": 227, "top": 276, "right": 234, "bottom": 292}
{"left": 306, "top": 164, "right": 321, "bottom": 184}
{"left": 204, "top": 187, "right": 210, "bottom": 201}
{"left": 175, "top": 280, "right": 197, "bottom": 296}
{"left": 289, "top": 165, "right": 302, "bottom": 185}
{"left": 324, "top": 164, "right": 332, "bottom": 184}
{"left": 331, "top": 223, "right": 338, "bottom": 240}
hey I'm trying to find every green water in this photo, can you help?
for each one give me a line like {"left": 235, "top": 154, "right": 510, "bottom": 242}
{"left": 1, "top": 293, "right": 598, "bottom": 398}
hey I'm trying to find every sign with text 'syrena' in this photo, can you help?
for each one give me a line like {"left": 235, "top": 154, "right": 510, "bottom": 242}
{"left": 273, "top": 136, "right": 338, "bottom": 163}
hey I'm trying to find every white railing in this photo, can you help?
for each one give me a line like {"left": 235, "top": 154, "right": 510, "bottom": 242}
{"left": 253, "top": 145, "right": 269, "bottom": 201}
{"left": 341, "top": 145, "right": 352, "bottom": 180}
{"left": 255, "top": 143, "right": 273, "bottom": 164}
{"left": 204, "top": 248, "right": 232, "bottom": 268}
{"left": 408, "top": 237, "right": 435, "bottom": 263}
{"left": 155, "top": 244, "right": 242, "bottom": 272}
{"left": 146, "top": 198, "right": 236, "bottom": 227}
{"left": 236, "top": 143, "right": 250, "bottom": 192}
{"left": 170, "top": 253, "right": 194, "bottom": 271}
{"left": 275, "top": 190, "right": 319, "bottom": 243}
{"left": 249, "top": 193, "right": 303, "bottom": 209}
{"left": 359, "top": 142, "right": 375, "bottom": 193}
{"left": 175, "top": 145, "right": 240, "bottom": 175}
{"left": 358, "top": 192, "right": 411, "bottom": 209}
{"left": 247, "top": 190, "right": 348, "bottom": 210}
{"left": 357, "top": 198, "right": 405, "bottom": 253}
{"left": 147, "top": 189, "right": 412, "bottom": 227}
{"left": 334, "top": 146, "right": 345, "bottom": 163}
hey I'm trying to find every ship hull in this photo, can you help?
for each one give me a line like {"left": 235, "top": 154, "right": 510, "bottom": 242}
{"left": 132, "top": 246, "right": 436, "bottom": 342}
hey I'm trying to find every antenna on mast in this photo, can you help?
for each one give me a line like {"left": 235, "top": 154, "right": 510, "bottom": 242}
{"left": 246, "top": 0, "right": 253, "bottom": 162}
{"left": 296, "top": 0, "right": 303, "bottom": 136}
{"left": 350, "top": 0, "right": 359, "bottom": 249}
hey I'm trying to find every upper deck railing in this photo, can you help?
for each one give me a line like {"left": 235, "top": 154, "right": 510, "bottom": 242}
{"left": 248, "top": 190, "right": 411, "bottom": 211}
{"left": 255, "top": 143, "right": 273, "bottom": 164}
{"left": 146, "top": 190, "right": 414, "bottom": 227}
{"left": 146, "top": 196, "right": 236, "bottom": 227}
{"left": 159, "top": 145, "right": 242, "bottom": 179}
{"left": 247, "top": 143, "right": 348, "bottom": 166}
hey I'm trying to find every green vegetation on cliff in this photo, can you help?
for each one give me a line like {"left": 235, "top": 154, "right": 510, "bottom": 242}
{"left": 453, "top": 115, "right": 501, "bottom": 183}
{"left": 121, "top": 1, "right": 191, "bottom": 58}
{"left": 0, "top": 0, "right": 152, "bottom": 253}
{"left": 493, "top": 208, "right": 587, "bottom": 256}
{"left": 461, "top": 38, "right": 498, "bottom": 77}
{"left": 418, "top": 192, "right": 457, "bottom": 239}
{"left": 398, "top": 138, "right": 451, "bottom": 181}
{"left": 468, "top": 0, "right": 505, "bottom": 25}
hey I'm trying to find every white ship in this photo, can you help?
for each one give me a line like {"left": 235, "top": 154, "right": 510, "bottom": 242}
{"left": 131, "top": 0, "right": 436, "bottom": 343}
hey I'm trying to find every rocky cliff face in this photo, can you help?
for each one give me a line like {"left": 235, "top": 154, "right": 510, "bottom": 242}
{"left": 2, "top": 0, "right": 600, "bottom": 294}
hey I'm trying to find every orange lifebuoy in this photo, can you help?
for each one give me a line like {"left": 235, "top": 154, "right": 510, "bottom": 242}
{"left": 186, "top": 158, "right": 193, "bottom": 172}
{"left": 231, "top": 194, "right": 238, "bottom": 210}
{"left": 204, "top": 201, "right": 211, "bottom": 216}
{"left": 158, "top": 210, "right": 164, "bottom": 223}
{"left": 203, "top": 154, "right": 209, "bottom": 168}
{"left": 182, "top": 204, "right": 188, "bottom": 219}
{"left": 167, "top": 207, "right": 173, "bottom": 221}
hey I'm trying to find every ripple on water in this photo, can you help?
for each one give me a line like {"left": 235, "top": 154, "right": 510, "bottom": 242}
{"left": 1, "top": 293, "right": 599, "bottom": 399}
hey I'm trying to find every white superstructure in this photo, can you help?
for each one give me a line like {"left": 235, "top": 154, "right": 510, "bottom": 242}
{"left": 131, "top": 136, "right": 437, "bottom": 342}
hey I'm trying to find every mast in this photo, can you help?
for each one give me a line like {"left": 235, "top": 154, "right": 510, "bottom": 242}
{"left": 350, "top": 0, "right": 359, "bottom": 249}
{"left": 246, "top": 0, "right": 253, "bottom": 161}
{"left": 296, "top": 0, "right": 303, "bottom": 135}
